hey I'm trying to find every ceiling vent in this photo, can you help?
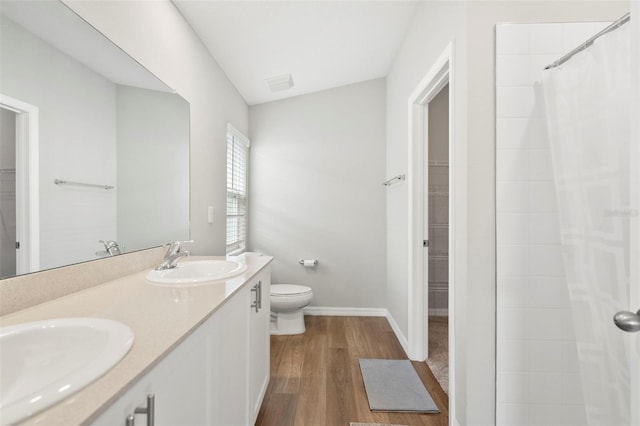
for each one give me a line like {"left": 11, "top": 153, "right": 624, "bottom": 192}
{"left": 265, "top": 74, "right": 294, "bottom": 92}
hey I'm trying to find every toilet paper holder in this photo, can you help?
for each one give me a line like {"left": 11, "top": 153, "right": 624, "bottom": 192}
{"left": 299, "top": 259, "right": 318, "bottom": 266}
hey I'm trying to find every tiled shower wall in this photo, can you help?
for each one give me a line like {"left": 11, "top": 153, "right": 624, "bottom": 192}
{"left": 496, "top": 21, "right": 609, "bottom": 425}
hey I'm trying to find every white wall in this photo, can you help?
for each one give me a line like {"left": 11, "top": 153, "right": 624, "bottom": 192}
{"left": 388, "top": 1, "right": 628, "bottom": 424}
{"left": 386, "top": 0, "right": 468, "bottom": 339}
{"left": 385, "top": 2, "right": 468, "bottom": 423}
{"left": 0, "top": 16, "right": 117, "bottom": 270}
{"left": 248, "top": 79, "right": 386, "bottom": 310}
{"left": 65, "top": 0, "right": 249, "bottom": 256}
{"left": 116, "top": 85, "right": 190, "bottom": 253}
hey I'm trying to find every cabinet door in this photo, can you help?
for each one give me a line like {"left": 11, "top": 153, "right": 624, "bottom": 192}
{"left": 92, "top": 310, "right": 210, "bottom": 426}
{"left": 208, "top": 284, "right": 250, "bottom": 426}
{"left": 249, "top": 268, "right": 271, "bottom": 423}
{"left": 152, "top": 321, "right": 210, "bottom": 426}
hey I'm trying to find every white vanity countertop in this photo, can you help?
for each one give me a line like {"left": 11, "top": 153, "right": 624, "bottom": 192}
{"left": 0, "top": 255, "right": 273, "bottom": 426}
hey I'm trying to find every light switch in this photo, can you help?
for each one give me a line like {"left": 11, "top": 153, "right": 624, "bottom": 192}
{"left": 207, "top": 206, "right": 214, "bottom": 224}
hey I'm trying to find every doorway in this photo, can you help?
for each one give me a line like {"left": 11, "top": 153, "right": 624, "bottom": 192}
{"left": 0, "top": 108, "right": 17, "bottom": 277}
{"left": 407, "top": 43, "right": 456, "bottom": 414}
{"left": 425, "top": 84, "right": 449, "bottom": 394}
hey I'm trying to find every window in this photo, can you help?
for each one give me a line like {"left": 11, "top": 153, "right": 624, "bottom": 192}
{"left": 226, "top": 124, "right": 250, "bottom": 254}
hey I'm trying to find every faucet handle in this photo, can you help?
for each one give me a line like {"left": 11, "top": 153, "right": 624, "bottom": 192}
{"left": 99, "top": 240, "right": 122, "bottom": 256}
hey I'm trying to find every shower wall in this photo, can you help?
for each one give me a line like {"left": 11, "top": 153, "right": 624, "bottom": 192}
{"left": 496, "top": 21, "right": 609, "bottom": 425}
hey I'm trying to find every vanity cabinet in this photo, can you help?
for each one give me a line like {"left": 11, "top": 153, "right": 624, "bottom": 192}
{"left": 92, "top": 267, "right": 271, "bottom": 426}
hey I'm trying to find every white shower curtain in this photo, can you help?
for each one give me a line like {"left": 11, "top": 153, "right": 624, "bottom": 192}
{"left": 543, "top": 24, "right": 631, "bottom": 425}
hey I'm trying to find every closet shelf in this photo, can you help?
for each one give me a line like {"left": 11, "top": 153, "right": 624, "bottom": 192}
{"left": 428, "top": 223, "right": 448, "bottom": 229}
{"left": 429, "top": 255, "right": 449, "bottom": 260}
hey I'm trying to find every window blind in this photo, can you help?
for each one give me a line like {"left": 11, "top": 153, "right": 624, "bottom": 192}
{"left": 226, "top": 125, "right": 250, "bottom": 253}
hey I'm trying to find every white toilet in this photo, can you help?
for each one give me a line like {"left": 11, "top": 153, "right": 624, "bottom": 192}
{"left": 270, "top": 284, "right": 313, "bottom": 335}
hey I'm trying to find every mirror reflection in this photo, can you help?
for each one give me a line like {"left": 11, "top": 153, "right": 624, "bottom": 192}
{"left": 0, "top": 1, "right": 190, "bottom": 279}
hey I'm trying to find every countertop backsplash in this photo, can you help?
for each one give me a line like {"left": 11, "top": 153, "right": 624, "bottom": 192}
{"left": 0, "top": 246, "right": 165, "bottom": 316}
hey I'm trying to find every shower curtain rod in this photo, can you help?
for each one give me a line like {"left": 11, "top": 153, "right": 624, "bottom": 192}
{"left": 544, "top": 12, "right": 630, "bottom": 70}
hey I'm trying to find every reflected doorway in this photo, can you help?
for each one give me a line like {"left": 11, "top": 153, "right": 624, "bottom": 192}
{"left": 0, "top": 94, "right": 39, "bottom": 276}
{"left": 0, "top": 107, "right": 17, "bottom": 278}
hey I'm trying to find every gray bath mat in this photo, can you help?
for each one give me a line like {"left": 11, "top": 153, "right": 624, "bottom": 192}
{"left": 358, "top": 359, "right": 439, "bottom": 413}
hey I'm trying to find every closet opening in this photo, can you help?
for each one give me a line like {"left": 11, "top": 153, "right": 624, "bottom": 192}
{"left": 424, "top": 83, "right": 449, "bottom": 394}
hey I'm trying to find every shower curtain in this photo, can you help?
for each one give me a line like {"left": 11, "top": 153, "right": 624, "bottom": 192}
{"left": 542, "top": 24, "right": 631, "bottom": 425}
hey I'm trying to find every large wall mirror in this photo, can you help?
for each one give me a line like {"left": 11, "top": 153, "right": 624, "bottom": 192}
{"left": 0, "top": 1, "right": 190, "bottom": 279}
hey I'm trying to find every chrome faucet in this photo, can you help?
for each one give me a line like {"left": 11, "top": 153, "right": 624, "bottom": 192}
{"left": 155, "top": 240, "right": 193, "bottom": 270}
{"left": 99, "top": 240, "right": 122, "bottom": 256}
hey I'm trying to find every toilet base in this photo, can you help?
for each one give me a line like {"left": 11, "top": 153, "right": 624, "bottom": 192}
{"left": 270, "top": 309, "right": 306, "bottom": 335}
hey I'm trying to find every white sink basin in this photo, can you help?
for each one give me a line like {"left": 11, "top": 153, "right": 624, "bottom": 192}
{"left": 0, "top": 318, "right": 134, "bottom": 425}
{"left": 146, "top": 259, "right": 248, "bottom": 286}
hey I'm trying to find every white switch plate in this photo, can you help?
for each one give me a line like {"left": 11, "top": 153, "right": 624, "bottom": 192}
{"left": 207, "top": 206, "right": 214, "bottom": 224}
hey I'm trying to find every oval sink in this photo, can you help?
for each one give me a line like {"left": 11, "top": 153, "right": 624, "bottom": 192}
{"left": 146, "top": 259, "right": 248, "bottom": 286}
{"left": 0, "top": 318, "right": 134, "bottom": 425}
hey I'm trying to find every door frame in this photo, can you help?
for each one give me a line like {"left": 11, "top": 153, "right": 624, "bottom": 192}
{"left": 0, "top": 94, "right": 39, "bottom": 274}
{"left": 407, "top": 43, "right": 457, "bottom": 410}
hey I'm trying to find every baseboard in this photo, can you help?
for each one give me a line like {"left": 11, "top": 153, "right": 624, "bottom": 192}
{"left": 429, "top": 308, "right": 449, "bottom": 317}
{"left": 384, "top": 310, "right": 409, "bottom": 356}
{"left": 303, "top": 306, "right": 387, "bottom": 317}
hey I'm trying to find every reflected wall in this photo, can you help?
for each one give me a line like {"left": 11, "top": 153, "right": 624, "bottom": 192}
{"left": 0, "top": 2, "right": 189, "bottom": 276}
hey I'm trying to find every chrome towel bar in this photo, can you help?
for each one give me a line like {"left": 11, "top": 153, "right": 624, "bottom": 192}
{"left": 382, "top": 174, "right": 406, "bottom": 187}
{"left": 54, "top": 179, "right": 114, "bottom": 190}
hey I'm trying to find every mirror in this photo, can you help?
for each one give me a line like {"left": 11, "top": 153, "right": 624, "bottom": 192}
{"left": 0, "top": 1, "right": 190, "bottom": 279}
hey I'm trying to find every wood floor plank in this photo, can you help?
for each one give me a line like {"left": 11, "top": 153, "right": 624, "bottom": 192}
{"left": 411, "top": 361, "right": 449, "bottom": 417}
{"left": 272, "top": 334, "right": 305, "bottom": 394}
{"left": 259, "top": 316, "right": 449, "bottom": 426}
{"left": 270, "top": 334, "right": 288, "bottom": 369}
{"left": 292, "top": 317, "right": 328, "bottom": 426}
{"left": 344, "top": 316, "right": 371, "bottom": 358}
{"left": 327, "top": 315, "right": 347, "bottom": 349}
{"left": 256, "top": 392, "right": 297, "bottom": 426}
{"left": 344, "top": 317, "right": 391, "bottom": 424}
{"left": 325, "top": 347, "right": 352, "bottom": 425}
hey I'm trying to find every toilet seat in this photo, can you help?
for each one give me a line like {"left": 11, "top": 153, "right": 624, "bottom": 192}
{"left": 271, "top": 284, "right": 312, "bottom": 296}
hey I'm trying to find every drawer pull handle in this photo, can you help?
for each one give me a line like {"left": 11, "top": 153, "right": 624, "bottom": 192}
{"left": 132, "top": 394, "right": 155, "bottom": 426}
{"left": 251, "top": 284, "right": 259, "bottom": 312}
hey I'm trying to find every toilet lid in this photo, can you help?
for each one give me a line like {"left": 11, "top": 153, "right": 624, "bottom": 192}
{"left": 271, "top": 284, "right": 312, "bottom": 296}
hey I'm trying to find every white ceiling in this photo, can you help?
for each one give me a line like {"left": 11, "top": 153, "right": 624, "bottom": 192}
{"left": 172, "top": 1, "right": 419, "bottom": 105}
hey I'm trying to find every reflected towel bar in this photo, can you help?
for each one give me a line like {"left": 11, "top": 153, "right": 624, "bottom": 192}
{"left": 54, "top": 179, "right": 114, "bottom": 190}
{"left": 382, "top": 174, "right": 406, "bottom": 187}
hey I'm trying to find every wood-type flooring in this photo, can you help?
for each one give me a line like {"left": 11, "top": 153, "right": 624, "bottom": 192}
{"left": 255, "top": 316, "right": 448, "bottom": 426}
